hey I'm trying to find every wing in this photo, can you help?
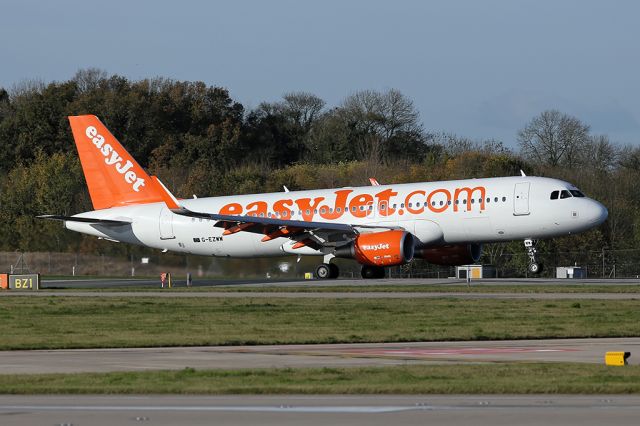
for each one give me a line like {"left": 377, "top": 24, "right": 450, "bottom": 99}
{"left": 172, "top": 207, "right": 399, "bottom": 250}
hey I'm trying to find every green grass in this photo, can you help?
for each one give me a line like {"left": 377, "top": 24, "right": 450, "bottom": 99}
{"left": 1, "top": 297, "right": 639, "bottom": 350}
{"left": 2, "top": 363, "right": 640, "bottom": 394}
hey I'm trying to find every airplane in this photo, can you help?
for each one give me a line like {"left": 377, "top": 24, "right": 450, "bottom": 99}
{"left": 39, "top": 115, "right": 608, "bottom": 279}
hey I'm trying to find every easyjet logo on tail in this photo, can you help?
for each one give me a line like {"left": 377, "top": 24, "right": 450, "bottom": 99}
{"left": 85, "top": 126, "right": 145, "bottom": 192}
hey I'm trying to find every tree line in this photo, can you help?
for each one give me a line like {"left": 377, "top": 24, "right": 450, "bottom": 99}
{"left": 0, "top": 69, "right": 638, "bottom": 275}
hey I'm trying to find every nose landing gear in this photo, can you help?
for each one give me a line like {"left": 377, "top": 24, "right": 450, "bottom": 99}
{"left": 524, "top": 239, "right": 543, "bottom": 274}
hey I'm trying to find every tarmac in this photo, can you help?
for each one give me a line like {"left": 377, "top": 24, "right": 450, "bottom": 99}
{"left": 1, "top": 395, "right": 639, "bottom": 426}
{"left": 39, "top": 276, "right": 640, "bottom": 289}
{"left": 0, "top": 338, "right": 637, "bottom": 374}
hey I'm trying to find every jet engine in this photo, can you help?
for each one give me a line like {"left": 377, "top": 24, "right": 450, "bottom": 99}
{"left": 414, "top": 243, "right": 482, "bottom": 266}
{"left": 334, "top": 230, "right": 414, "bottom": 266}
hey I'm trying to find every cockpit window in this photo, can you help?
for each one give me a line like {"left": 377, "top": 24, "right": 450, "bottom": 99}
{"left": 550, "top": 190, "right": 559, "bottom": 200}
{"left": 570, "top": 190, "right": 585, "bottom": 197}
{"left": 560, "top": 190, "right": 572, "bottom": 199}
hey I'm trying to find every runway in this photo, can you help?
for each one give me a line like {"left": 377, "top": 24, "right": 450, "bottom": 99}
{"left": 0, "top": 338, "right": 636, "bottom": 374}
{"left": 1, "top": 395, "right": 639, "bottom": 426}
{"left": 2, "top": 290, "right": 639, "bottom": 299}
{"left": 40, "top": 276, "right": 640, "bottom": 289}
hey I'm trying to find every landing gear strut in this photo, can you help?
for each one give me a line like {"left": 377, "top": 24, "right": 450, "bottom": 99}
{"left": 524, "top": 239, "right": 543, "bottom": 274}
{"left": 361, "top": 265, "right": 385, "bottom": 279}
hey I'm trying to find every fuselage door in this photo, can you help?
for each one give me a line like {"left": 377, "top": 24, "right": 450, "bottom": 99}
{"left": 159, "top": 206, "right": 176, "bottom": 239}
{"left": 513, "top": 182, "right": 530, "bottom": 216}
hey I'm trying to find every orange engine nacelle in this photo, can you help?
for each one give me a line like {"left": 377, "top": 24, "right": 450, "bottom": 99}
{"left": 334, "top": 230, "right": 415, "bottom": 266}
{"left": 414, "top": 243, "right": 482, "bottom": 266}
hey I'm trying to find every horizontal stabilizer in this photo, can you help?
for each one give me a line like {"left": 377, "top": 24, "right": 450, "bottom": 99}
{"left": 37, "top": 215, "right": 131, "bottom": 226}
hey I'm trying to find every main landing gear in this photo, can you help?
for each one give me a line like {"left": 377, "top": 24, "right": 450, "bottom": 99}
{"left": 361, "top": 265, "right": 385, "bottom": 279}
{"left": 315, "top": 254, "right": 340, "bottom": 279}
{"left": 524, "top": 238, "right": 543, "bottom": 274}
{"left": 315, "top": 262, "right": 340, "bottom": 279}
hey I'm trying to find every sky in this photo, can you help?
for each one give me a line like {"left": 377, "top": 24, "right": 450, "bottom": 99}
{"left": 1, "top": 0, "right": 639, "bottom": 147}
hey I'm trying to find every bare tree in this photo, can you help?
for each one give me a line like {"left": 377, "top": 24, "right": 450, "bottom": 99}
{"left": 72, "top": 68, "right": 108, "bottom": 93}
{"left": 282, "top": 92, "right": 325, "bottom": 131}
{"left": 575, "top": 134, "right": 618, "bottom": 172}
{"left": 518, "top": 110, "right": 589, "bottom": 167}
{"left": 341, "top": 89, "right": 422, "bottom": 139}
{"left": 338, "top": 89, "right": 424, "bottom": 161}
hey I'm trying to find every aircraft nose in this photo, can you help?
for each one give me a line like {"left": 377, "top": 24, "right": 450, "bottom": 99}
{"left": 588, "top": 200, "right": 608, "bottom": 225}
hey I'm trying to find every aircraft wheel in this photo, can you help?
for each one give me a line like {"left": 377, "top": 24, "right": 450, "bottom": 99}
{"left": 528, "top": 262, "right": 543, "bottom": 274}
{"left": 328, "top": 263, "right": 340, "bottom": 279}
{"left": 315, "top": 263, "right": 332, "bottom": 279}
{"left": 361, "top": 265, "right": 385, "bottom": 279}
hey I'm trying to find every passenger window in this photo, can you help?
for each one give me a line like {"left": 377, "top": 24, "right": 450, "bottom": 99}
{"left": 550, "top": 191, "right": 559, "bottom": 200}
{"left": 486, "top": 198, "right": 490, "bottom": 203}
{"left": 502, "top": 197, "right": 506, "bottom": 202}
{"left": 494, "top": 197, "right": 498, "bottom": 202}
{"left": 560, "top": 190, "right": 572, "bottom": 199}
{"left": 570, "top": 190, "right": 585, "bottom": 197}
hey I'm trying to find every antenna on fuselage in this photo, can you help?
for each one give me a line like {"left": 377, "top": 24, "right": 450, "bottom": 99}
{"left": 520, "top": 170, "right": 527, "bottom": 177}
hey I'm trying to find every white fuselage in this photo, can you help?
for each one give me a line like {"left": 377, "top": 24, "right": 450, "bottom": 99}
{"left": 65, "top": 176, "right": 608, "bottom": 258}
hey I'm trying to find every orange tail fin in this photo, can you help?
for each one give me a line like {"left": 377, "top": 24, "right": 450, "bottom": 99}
{"left": 69, "top": 115, "right": 166, "bottom": 210}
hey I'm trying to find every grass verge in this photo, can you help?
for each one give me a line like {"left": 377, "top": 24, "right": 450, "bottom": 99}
{"left": 0, "top": 297, "right": 639, "bottom": 350}
{"left": 1, "top": 364, "right": 640, "bottom": 394}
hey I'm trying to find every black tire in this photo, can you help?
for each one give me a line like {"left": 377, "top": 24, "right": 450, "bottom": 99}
{"left": 315, "top": 263, "right": 331, "bottom": 279}
{"left": 361, "top": 265, "right": 385, "bottom": 279}
{"left": 328, "top": 263, "right": 340, "bottom": 279}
